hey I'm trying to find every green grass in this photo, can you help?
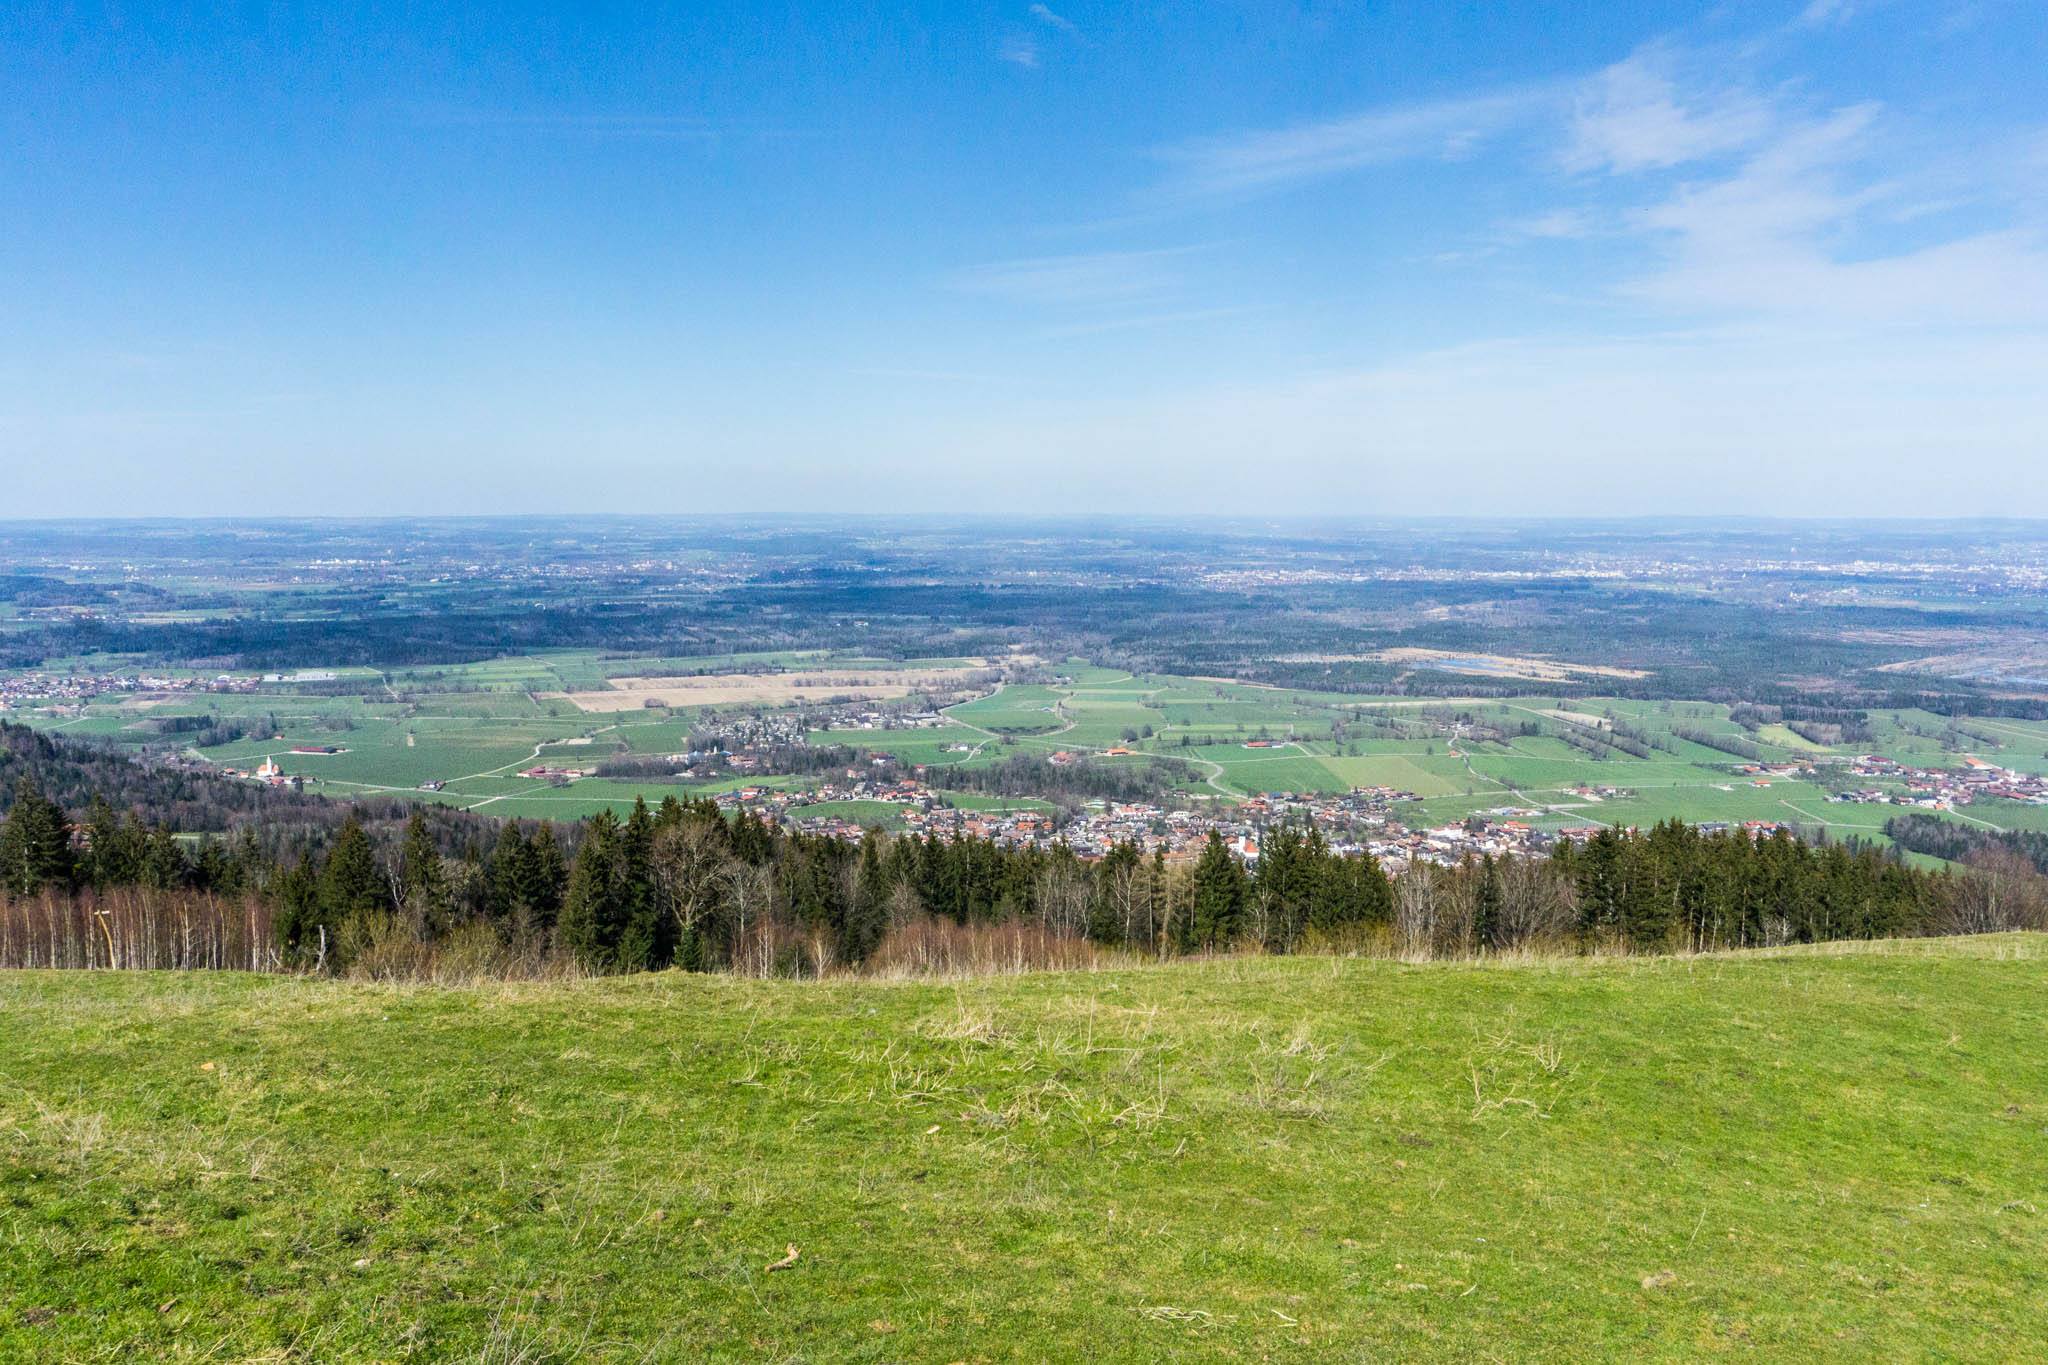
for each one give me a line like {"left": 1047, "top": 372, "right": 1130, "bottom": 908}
{"left": 20, "top": 659, "right": 2048, "bottom": 842}
{"left": 4, "top": 936, "right": 2045, "bottom": 1360}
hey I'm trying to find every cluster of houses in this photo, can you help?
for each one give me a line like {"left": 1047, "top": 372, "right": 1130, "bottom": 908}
{"left": 0, "top": 670, "right": 256, "bottom": 712}
{"left": 1368, "top": 814, "right": 1556, "bottom": 868}
{"left": 699, "top": 772, "right": 1592, "bottom": 870}
{"left": 217, "top": 756, "right": 299, "bottom": 788}
{"left": 519, "top": 764, "right": 592, "bottom": 783}
{"left": 1565, "top": 783, "right": 1638, "bottom": 801}
{"left": 1730, "top": 761, "right": 1817, "bottom": 788}
{"left": 662, "top": 703, "right": 954, "bottom": 778}
{"left": 816, "top": 704, "right": 954, "bottom": 732}
{"left": 1830, "top": 755, "right": 2048, "bottom": 810}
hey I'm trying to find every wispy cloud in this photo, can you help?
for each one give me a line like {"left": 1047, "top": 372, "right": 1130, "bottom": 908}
{"left": 1795, "top": 0, "right": 1911, "bottom": 28}
{"left": 944, "top": 246, "right": 1205, "bottom": 306}
{"left": 1561, "top": 49, "right": 1772, "bottom": 174}
{"left": 1626, "top": 103, "right": 2048, "bottom": 325}
{"left": 1036, "top": 304, "right": 1262, "bottom": 339}
{"left": 1029, "top": 4, "right": 1078, "bottom": 35}
{"left": 1510, "top": 207, "right": 1601, "bottom": 239}
{"left": 1132, "top": 19, "right": 2048, "bottom": 336}
{"left": 1799, "top": 0, "right": 1862, "bottom": 26}
{"left": 1151, "top": 88, "right": 1552, "bottom": 201}
{"left": 411, "top": 108, "right": 726, "bottom": 140}
{"left": 1003, "top": 4, "right": 1083, "bottom": 69}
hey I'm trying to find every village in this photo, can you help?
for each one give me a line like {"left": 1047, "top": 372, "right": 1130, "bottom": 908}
{"left": 11, "top": 661, "right": 2028, "bottom": 867}
{"left": 699, "top": 765, "right": 1592, "bottom": 870}
{"left": 1829, "top": 754, "right": 2048, "bottom": 810}
{"left": 0, "top": 669, "right": 257, "bottom": 711}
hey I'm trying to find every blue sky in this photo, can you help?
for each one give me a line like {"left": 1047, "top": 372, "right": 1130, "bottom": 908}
{"left": 3, "top": 1, "right": 2044, "bottom": 517}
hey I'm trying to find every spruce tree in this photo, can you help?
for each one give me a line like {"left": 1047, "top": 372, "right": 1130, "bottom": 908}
{"left": 486, "top": 824, "right": 532, "bottom": 926}
{"left": 1474, "top": 853, "right": 1503, "bottom": 950}
{"left": 318, "top": 815, "right": 387, "bottom": 933}
{"left": 397, "top": 811, "right": 450, "bottom": 935}
{"left": 615, "top": 798, "right": 667, "bottom": 970}
{"left": 140, "top": 826, "right": 189, "bottom": 890}
{"left": 0, "top": 778, "right": 75, "bottom": 897}
{"left": 82, "top": 795, "right": 124, "bottom": 888}
{"left": 844, "top": 831, "right": 890, "bottom": 964}
{"left": 557, "top": 809, "right": 623, "bottom": 968}
{"left": 528, "top": 823, "right": 566, "bottom": 932}
{"left": 1186, "top": 831, "right": 1247, "bottom": 950}
{"left": 272, "top": 856, "right": 322, "bottom": 966}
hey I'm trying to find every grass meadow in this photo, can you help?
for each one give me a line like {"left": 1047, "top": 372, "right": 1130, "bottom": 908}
{"left": 3, "top": 935, "right": 2044, "bottom": 1360}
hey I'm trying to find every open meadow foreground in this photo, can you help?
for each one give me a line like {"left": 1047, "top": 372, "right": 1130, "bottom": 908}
{"left": 5, "top": 936, "right": 2045, "bottom": 1361}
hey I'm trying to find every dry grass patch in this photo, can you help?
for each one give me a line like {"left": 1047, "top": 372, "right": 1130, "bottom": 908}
{"left": 542, "top": 663, "right": 987, "bottom": 712}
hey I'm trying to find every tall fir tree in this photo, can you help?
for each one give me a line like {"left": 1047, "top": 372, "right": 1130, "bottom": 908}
{"left": 557, "top": 809, "right": 624, "bottom": 968}
{"left": 528, "top": 823, "right": 566, "bottom": 933}
{"left": 1184, "top": 830, "right": 1248, "bottom": 950}
{"left": 140, "top": 826, "right": 189, "bottom": 890}
{"left": 843, "top": 831, "right": 891, "bottom": 964}
{"left": 318, "top": 815, "right": 387, "bottom": 933}
{"left": 0, "top": 778, "right": 75, "bottom": 897}
{"left": 272, "top": 856, "right": 322, "bottom": 966}
{"left": 397, "top": 811, "right": 451, "bottom": 935}
{"left": 614, "top": 797, "right": 668, "bottom": 971}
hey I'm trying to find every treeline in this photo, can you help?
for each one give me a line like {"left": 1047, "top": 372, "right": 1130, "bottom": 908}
{"left": 2, "top": 720, "right": 336, "bottom": 843}
{"left": 138, "top": 711, "right": 254, "bottom": 746}
{"left": 942, "top": 753, "right": 1195, "bottom": 807}
{"left": 1552, "top": 821, "right": 1940, "bottom": 950}
{"left": 1672, "top": 725, "right": 1767, "bottom": 762}
{"left": 0, "top": 720, "right": 545, "bottom": 871}
{"left": 0, "top": 783, "right": 272, "bottom": 899}
{"left": 1554, "top": 719, "right": 1651, "bottom": 761}
{"left": 1885, "top": 813, "right": 2048, "bottom": 875}
{"left": 7, "top": 760, "right": 2040, "bottom": 977}
{"left": 594, "top": 745, "right": 876, "bottom": 782}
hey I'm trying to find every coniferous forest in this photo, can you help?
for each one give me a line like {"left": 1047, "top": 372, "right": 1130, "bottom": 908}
{"left": 4, "top": 720, "right": 2039, "bottom": 977}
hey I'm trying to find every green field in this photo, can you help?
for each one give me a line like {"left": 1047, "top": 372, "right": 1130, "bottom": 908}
{"left": 4, "top": 936, "right": 2045, "bottom": 1359}
{"left": 17, "top": 654, "right": 2048, "bottom": 848}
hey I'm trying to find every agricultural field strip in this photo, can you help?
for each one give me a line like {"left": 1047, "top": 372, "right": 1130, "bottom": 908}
{"left": 28, "top": 656, "right": 2045, "bottom": 834}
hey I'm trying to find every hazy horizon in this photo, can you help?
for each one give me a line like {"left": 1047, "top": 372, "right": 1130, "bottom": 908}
{"left": 7, "top": 511, "right": 2048, "bottom": 529}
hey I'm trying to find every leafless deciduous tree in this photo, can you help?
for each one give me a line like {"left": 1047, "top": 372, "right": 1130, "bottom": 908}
{"left": 1945, "top": 848, "right": 2048, "bottom": 933}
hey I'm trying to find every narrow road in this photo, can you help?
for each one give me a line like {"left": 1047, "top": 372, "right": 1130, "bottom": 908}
{"left": 941, "top": 681, "right": 1075, "bottom": 758}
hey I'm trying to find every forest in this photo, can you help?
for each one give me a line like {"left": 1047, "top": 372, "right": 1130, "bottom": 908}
{"left": 5, "top": 720, "right": 2042, "bottom": 977}
{"left": 1885, "top": 812, "right": 2048, "bottom": 875}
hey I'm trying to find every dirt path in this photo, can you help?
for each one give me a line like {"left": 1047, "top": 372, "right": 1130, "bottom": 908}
{"left": 1777, "top": 798, "right": 1886, "bottom": 831}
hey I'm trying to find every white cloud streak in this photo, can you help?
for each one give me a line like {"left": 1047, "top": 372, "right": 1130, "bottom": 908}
{"left": 1152, "top": 88, "right": 1552, "bottom": 200}
{"left": 944, "top": 247, "right": 1203, "bottom": 306}
{"left": 1627, "top": 105, "right": 2048, "bottom": 325}
{"left": 1561, "top": 50, "right": 1772, "bottom": 173}
{"left": 1029, "top": 4, "right": 1078, "bottom": 35}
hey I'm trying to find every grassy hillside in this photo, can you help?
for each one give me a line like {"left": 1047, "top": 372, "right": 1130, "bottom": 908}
{"left": 4, "top": 940, "right": 2045, "bottom": 1361}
